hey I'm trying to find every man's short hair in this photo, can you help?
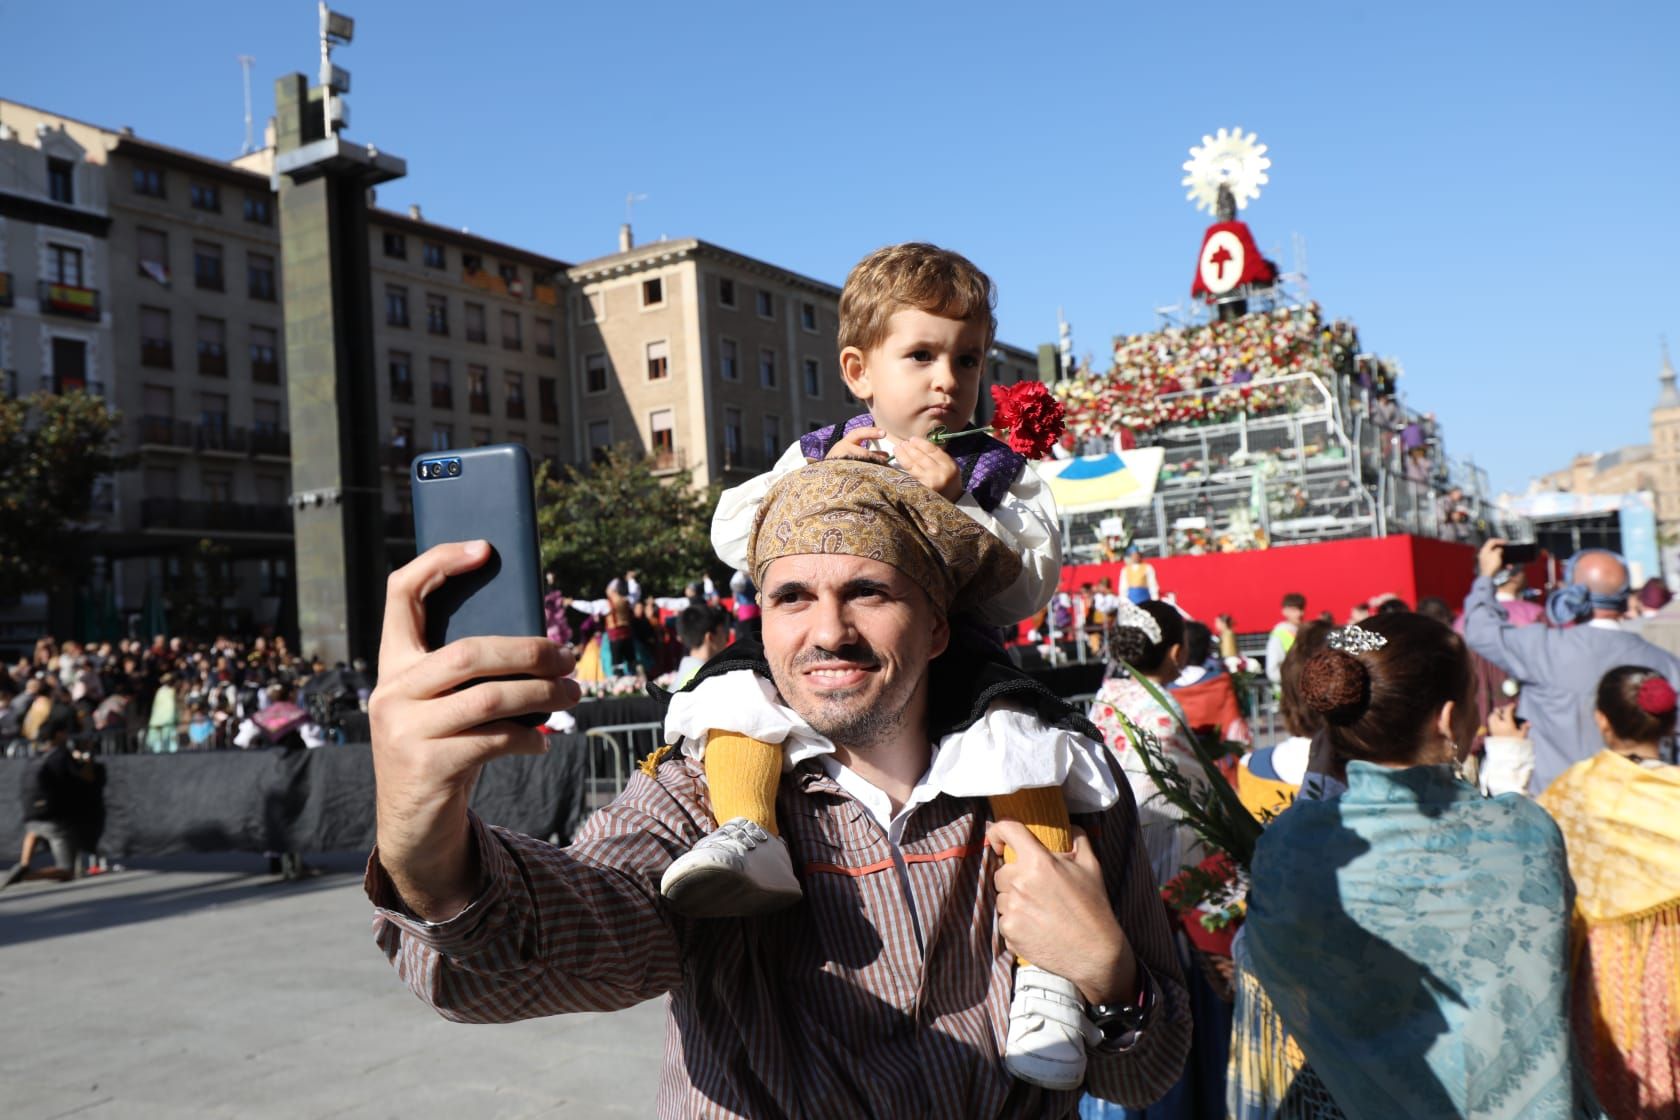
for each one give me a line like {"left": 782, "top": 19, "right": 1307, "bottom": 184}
{"left": 1183, "top": 620, "right": 1213, "bottom": 666}
{"left": 1281, "top": 592, "right": 1307, "bottom": 610}
{"left": 677, "top": 605, "right": 727, "bottom": 652}
{"left": 837, "top": 243, "right": 996, "bottom": 357}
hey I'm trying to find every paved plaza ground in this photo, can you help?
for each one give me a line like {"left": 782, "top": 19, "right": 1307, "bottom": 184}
{"left": 0, "top": 852, "right": 664, "bottom": 1119}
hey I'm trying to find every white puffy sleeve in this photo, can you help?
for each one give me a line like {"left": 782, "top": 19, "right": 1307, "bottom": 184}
{"left": 954, "top": 462, "right": 1062, "bottom": 627}
{"left": 710, "top": 440, "right": 811, "bottom": 572}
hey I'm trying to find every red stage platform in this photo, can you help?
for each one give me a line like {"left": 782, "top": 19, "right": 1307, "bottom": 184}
{"left": 1062, "top": 535, "right": 1481, "bottom": 633}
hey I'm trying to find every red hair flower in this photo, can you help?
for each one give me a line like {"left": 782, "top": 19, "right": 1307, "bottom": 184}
{"left": 1637, "top": 676, "right": 1677, "bottom": 716}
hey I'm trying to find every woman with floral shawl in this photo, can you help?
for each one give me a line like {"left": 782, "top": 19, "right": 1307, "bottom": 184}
{"left": 1539, "top": 666, "right": 1680, "bottom": 1117}
{"left": 1245, "top": 613, "right": 1600, "bottom": 1119}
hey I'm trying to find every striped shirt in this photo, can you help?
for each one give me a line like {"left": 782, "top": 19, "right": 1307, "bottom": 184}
{"left": 366, "top": 753, "right": 1192, "bottom": 1118}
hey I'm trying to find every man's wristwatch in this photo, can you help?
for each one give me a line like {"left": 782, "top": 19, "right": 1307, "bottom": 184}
{"left": 1085, "top": 967, "right": 1155, "bottom": 1054}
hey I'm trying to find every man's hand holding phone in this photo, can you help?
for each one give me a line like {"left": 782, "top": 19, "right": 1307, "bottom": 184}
{"left": 369, "top": 540, "right": 579, "bottom": 922}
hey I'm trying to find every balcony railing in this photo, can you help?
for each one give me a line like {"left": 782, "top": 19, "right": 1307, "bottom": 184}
{"left": 140, "top": 499, "right": 293, "bottom": 535}
{"left": 468, "top": 393, "right": 490, "bottom": 414}
{"left": 389, "top": 379, "right": 414, "bottom": 403}
{"left": 249, "top": 428, "right": 291, "bottom": 457}
{"left": 650, "top": 446, "right": 686, "bottom": 473}
{"left": 0, "top": 272, "right": 12, "bottom": 307}
{"left": 136, "top": 417, "right": 291, "bottom": 458}
{"left": 431, "top": 385, "right": 453, "bottom": 409}
{"left": 251, "top": 359, "right": 281, "bottom": 385}
{"left": 540, "top": 400, "right": 559, "bottom": 424}
{"left": 141, "top": 339, "right": 173, "bottom": 369}
{"left": 198, "top": 345, "right": 228, "bottom": 377}
{"left": 465, "top": 326, "right": 487, "bottom": 344}
{"left": 506, "top": 399, "right": 526, "bottom": 421}
{"left": 40, "top": 374, "right": 105, "bottom": 397}
{"left": 38, "top": 280, "right": 100, "bottom": 320}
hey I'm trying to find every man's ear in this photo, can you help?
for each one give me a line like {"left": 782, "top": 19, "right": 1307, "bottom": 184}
{"left": 839, "top": 346, "right": 873, "bottom": 403}
{"left": 928, "top": 609, "right": 951, "bottom": 662}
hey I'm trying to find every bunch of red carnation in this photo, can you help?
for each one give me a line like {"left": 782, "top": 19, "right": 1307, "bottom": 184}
{"left": 987, "top": 381, "right": 1067, "bottom": 459}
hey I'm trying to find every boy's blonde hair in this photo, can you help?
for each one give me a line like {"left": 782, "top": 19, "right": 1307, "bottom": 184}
{"left": 837, "top": 242, "right": 996, "bottom": 356}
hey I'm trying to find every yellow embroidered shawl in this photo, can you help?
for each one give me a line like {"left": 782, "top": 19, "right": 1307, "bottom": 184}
{"left": 1539, "top": 752, "right": 1680, "bottom": 925}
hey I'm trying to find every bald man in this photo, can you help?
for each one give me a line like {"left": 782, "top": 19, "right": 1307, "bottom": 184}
{"left": 1463, "top": 540, "right": 1680, "bottom": 791}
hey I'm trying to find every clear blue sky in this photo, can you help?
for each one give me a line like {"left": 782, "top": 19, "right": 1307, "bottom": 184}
{"left": 5, "top": 1, "right": 1676, "bottom": 494}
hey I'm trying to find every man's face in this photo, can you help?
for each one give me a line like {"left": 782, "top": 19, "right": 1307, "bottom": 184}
{"left": 760, "top": 553, "right": 949, "bottom": 751}
{"left": 842, "top": 308, "right": 987, "bottom": 440}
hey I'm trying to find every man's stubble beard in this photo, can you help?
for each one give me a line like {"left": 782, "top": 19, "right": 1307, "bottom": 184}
{"left": 775, "top": 656, "right": 927, "bottom": 755}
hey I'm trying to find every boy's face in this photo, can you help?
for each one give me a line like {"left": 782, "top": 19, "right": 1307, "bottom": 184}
{"left": 1283, "top": 605, "right": 1304, "bottom": 625}
{"left": 841, "top": 308, "right": 987, "bottom": 440}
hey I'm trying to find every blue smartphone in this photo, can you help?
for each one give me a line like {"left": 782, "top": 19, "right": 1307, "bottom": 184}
{"left": 410, "top": 443, "right": 548, "bottom": 728}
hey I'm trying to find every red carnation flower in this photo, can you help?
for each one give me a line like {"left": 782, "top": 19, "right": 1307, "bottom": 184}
{"left": 987, "top": 381, "right": 1067, "bottom": 459}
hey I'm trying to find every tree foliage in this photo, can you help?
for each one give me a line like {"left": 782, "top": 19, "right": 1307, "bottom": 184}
{"left": 0, "top": 391, "right": 129, "bottom": 598}
{"left": 535, "top": 447, "right": 720, "bottom": 598}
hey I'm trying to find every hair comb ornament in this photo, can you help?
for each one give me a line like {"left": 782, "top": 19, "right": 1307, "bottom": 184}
{"left": 1327, "top": 623, "right": 1387, "bottom": 655}
{"left": 1115, "top": 601, "right": 1163, "bottom": 645}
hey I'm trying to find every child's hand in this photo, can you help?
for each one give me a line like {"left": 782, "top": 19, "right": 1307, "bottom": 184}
{"left": 820, "top": 426, "right": 889, "bottom": 465}
{"left": 896, "top": 437, "right": 962, "bottom": 502}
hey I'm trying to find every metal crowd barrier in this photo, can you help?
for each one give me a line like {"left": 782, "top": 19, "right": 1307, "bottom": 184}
{"left": 581, "top": 721, "right": 667, "bottom": 808}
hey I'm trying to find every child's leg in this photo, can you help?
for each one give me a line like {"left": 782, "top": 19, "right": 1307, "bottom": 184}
{"left": 703, "top": 730, "right": 782, "bottom": 835}
{"left": 989, "top": 786, "right": 1073, "bottom": 966}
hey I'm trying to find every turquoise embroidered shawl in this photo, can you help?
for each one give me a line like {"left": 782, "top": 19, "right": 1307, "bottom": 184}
{"left": 1245, "top": 761, "right": 1599, "bottom": 1119}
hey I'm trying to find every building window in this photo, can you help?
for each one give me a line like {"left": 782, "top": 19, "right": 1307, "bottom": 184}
{"left": 498, "top": 262, "right": 520, "bottom": 289}
{"left": 718, "top": 277, "right": 735, "bottom": 308}
{"left": 505, "top": 371, "right": 526, "bottom": 420}
{"left": 468, "top": 365, "right": 490, "bottom": 413}
{"left": 803, "top": 357, "right": 821, "bottom": 398}
{"left": 190, "top": 182, "right": 221, "bottom": 212}
{"left": 50, "top": 337, "right": 89, "bottom": 394}
{"left": 132, "top": 165, "right": 165, "bottom": 198}
{"left": 538, "top": 376, "right": 558, "bottom": 424}
{"left": 587, "top": 419, "right": 611, "bottom": 463}
{"left": 252, "top": 402, "right": 281, "bottom": 439}
{"left": 462, "top": 252, "right": 483, "bottom": 275}
{"left": 756, "top": 289, "right": 774, "bottom": 319}
{"left": 759, "top": 348, "right": 777, "bottom": 389}
{"left": 47, "top": 158, "right": 74, "bottom": 204}
{"left": 723, "top": 408, "right": 743, "bottom": 466}
{"left": 534, "top": 317, "right": 556, "bottom": 357}
{"left": 800, "top": 301, "right": 817, "bottom": 332}
{"left": 720, "top": 338, "right": 739, "bottom": 381}
{"left": 196, "top": 317, "right": 228, "bottom": 377}
{"left": 651, "top": 409, "right": 676, "bottom": 468}
{"left": 500, "top": 310, "right": 522, "bottom": 350}
{"left": 642, "top": 277, "right": 664, "bottom": 307}
{"left": 388, "top": 351, "right": 413, "bottom": 402}
{"left": 577, "top": 291, "right": 600, "bottom": 324}
{"left": 386, "top": 285, "right": 409, "bottom": 327}
{"left": 464, "top": 301, "right": 486, "bottom": 343}
{"left": 426, "top": 293, "right": 449, "bottom": 335}
{"left": 762, "top": 415, "right": 782, "bottom": 465}
{"left": 646, "top": 340, "right": 669, "bottom": 381}
{"left": 140, "top": 306, "right": 172, "bottom": 368}
{"left": 423, "top": 242, "right": 446, "bottom": 269}
{"left": 432, "top": 423, "right": 453, "bottom": 450}
{"left": 137, "top": 228, "right": 169, "bottom": 283}
{"left": 243, "top": 194, "right": 272, "bottom": 225}
{"left": 193, "top": 241, "right": 223, "bottom": 291}
{"left": 143, "top": 384, "right": 174, "bottom": 422}
{"left": 585, "top": 352, "right": 608, "bottom": 395}
{"left": 383, "top": 232, "right": 407, "bottom": 259}
{"left": 200, "top": 392, "right": 230, "bottom": 438}
{"left": 202, "top": 467, "right": 233, "bottom": 504}
{"left": 47, "top": 243, "right": 84, "bottom": 287}
{"left": 471, "top": 427, "right": 493, "bottom": 447}
{"left": 430, "top": 358, "right": 453, "bottom": 408}
{"left": 250, "top": 325, "right": 280, "bottom": 384}
{"left": 247, "top": 253, "right": 276, "bottom": 301}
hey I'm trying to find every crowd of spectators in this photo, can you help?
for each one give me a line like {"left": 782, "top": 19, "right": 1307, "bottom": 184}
{"left": 1, "top": 634, "right": 365, "bottom": 757}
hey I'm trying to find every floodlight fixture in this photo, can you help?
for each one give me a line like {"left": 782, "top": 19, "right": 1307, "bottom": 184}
{"left": 327, "top": 65, "right": 351, "bottom": 94}
{"left": 321, "top": 5, "right": 355, "bottom": 45}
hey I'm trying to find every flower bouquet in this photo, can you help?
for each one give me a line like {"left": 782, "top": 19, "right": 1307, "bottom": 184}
{"left": 928, "top": 381, "right": 1066, "bottom": 459}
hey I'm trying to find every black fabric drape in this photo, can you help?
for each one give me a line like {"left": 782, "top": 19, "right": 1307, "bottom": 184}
{"left": 0, "top": 738, "right": 587, "bottom": 860}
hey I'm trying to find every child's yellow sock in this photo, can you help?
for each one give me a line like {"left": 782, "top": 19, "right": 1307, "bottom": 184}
{"left": 989, "top": 786, "right": 1074, "bottom": 967}
{"left": 703, "top": 730, "right": 783, "bottom": 836}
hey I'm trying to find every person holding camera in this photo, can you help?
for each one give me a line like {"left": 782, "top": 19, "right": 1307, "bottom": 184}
{"left": 1463, "top": 540, "right": 1680, "bottom": 792}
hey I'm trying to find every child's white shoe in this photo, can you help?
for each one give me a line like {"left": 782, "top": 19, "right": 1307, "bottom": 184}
{"left": 659, "top": 817, "right": 802, "bottom": 917}
{"left": 1003, "top": 965, "right": 1099, "bottom": 1090}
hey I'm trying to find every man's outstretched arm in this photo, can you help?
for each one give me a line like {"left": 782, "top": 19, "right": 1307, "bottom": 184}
{"left": 365, "top": 542, "right": 694, "bottom": 1021}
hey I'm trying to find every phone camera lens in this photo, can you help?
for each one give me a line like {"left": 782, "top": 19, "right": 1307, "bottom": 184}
{"left": 447, "top": 460, "right": 461, "bottom": 477}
